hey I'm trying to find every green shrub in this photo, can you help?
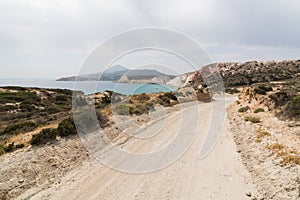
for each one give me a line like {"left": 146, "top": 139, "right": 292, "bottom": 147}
{"left": 0, "top": 91, "right": 40, "bottom": 104}
{"left": 254, "top": 108, "right": 265, "bottom": 113}
{"left": 254, "top": 88, "right": 266, "bottom": 95}
{"left": 100, "top": 94, "right": 111, "bottom": 104}
{"left": 0, "top": 143, "right": 5, "bottom": 155}
{"left": 114, "top": 104, "right": 130, "bottom": 115}
{"left": 0, "top": 121, "right": 38, "bottom": 136}
{"left": 48, "top": 88, "right": 73, "bottom": 96}
{"left": 238, "top": 106, "right": 249, "bottom": 112}
{"left": 15, "top": 143, "right": 25, "bottom": 149}
{"left": 258, "top": 85, "right": 273, "bottom": 92}
{"left": 4, "top": 142, "right": 15, "bottom": 152}
{"left": 269, "top": 91, "right": 293, "bottom": 107}
{"left": 225, "top": 88, "right": 240, "bottom": 94}
{"left": 158, "top": 92, "right": 178, "bottom": 106}
{"left": 285, "top": 96, "right": 300, "bottom": 117}
{"left": 57, "top": 118, "right": 77, "bottom": 137}
{"left": 130, "top": 103, "right": 154, "bottom": 115}
{"left": 0, "top": 104, "right": 18, "bottom": 112}
{"left": 45, "top": 106, "right": 60, "bottom": 114}
{"left": 55, "top": 95, "right": 69, "bottom": 102}
{"left": 20, "top": 102, "right": 35, "bottom": 112}
{"left": 31, "top": 128, "right": 57, "bottom": 145}
{"left": 163, "top": 92, "right": 178, "bottom": 101}
{"left": 245, "top": 116, "right": 261, "bottom": 123}
{"left": 1, "top": 86, "right": 27, "bottom": 91}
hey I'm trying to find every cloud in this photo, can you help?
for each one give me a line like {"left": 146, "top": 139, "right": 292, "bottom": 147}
{"left": 0, "top": 0, "right": 299, "bottom": 79}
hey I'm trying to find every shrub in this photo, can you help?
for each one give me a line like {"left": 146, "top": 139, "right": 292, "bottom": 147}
{"left": 48, "top": 88, "right": 72, "bottom": 96}
{"left": 130, "top": 103, "right": 154, "bottom": 115}
{"left": 45, "top": 106, "right": 60, "bottom": 114}
{"left": 269, "top": 91, "right": 293, "bottom": 107}
{"left": 255, "top": 129, "right": 270, "bottom": 142}
{"left": 3, "top": 142, "right": 15, "bottom": 152}
{"left": 15, "top": 143, "right": 25, "bottom": 149}
{"left": 57, "top": 118, "right": 77, "bottom": 137}
{"left": 163, "top": 92, "right": 178, "bottom": 101}
{"left": 254, "top": 108, "right": 265, "bottom": 113}
{"left": 258, "top": 85, "right": 273, "bottom": 92}
{"left": 266, "top": 143, "right": 284, "bottom": 152}
{"left": 1, "top": 86, "right": 27, "bottom": 91}
{"left": 285, "top": 96, "right": 300, "bottom": 117}
{"left": 114, "top": 104, "right": 130, "bottom": 115}
{"left": 244, "top": 116, "right": 261, "bottom": 123}
{"left": 238, "top": 106, "right": 249, "bottom": 112}
{"left": 31, "top": 128, "right": 57, "bottom": 145}
{"left": 0, "top": 91, "right": 40, "bottom": 104}
{"left": 254, "top": 88, "right": 266, "bottom": 95}
{"left": 280, "top": 153, "right": 300, "bottom": 166}
{"left": 0, "top": 143, "right": 5, "bottom": 155}
{"left": 96, "top": 111, "right": 109, "bottom": 128}
{"left": 55, "top": 95, "right": 69, "bottom": 102}
{"left": 225, "top": 88, "right": 240, "bottom": 94}
{"left": 132, "top": 93, "right": 150, "bottom": 102}
{"left": 0, "top": 121, "right": 38, "bottom": 136}
{"left": 20, "top": 102, "right": 35, "bottom": 112}
{"left": 158, "top": 92, "right": 178, "bottom": 106}
{"left": 100, "top": 94, "right": 111, "bottom": 104}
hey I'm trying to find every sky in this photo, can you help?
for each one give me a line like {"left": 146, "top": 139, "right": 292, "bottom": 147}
{"left": 0, "top": 0, "right": 299, "bottom": 79}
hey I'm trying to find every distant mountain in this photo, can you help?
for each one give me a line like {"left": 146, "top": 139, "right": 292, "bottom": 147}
{"left": 56, "top": 65, "right": 175, "bottom": 83}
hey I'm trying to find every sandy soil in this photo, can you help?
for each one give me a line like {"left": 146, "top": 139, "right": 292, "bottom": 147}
{"left": 227, "top": 95, "right": 300, "bottom": 199}
{"left": 20, "top": 97, "right": 258, "bottom": 200}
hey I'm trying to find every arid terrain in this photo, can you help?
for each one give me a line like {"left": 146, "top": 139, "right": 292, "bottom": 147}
{"left": 0, "top": 60, "right": 300, "bottom": 199}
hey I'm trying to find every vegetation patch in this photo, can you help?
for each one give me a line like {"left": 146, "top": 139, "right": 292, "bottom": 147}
{"left": 284, "top": 96, "right": 300, "bottom": 118}
{"left": 129, "top": 102, "right": 154, "bottom": 115}
{"left": 225, "top": 88, "right": 240, "bottom": 94}
{"left": 244, "top": 116, "right": 261, "bottom": 123}
{"left": 254, "top": 108, "right": 265, "bottom": 113}
{"left": 0, "top": 121, "right": 38, "bottom": 136}
{"left": 238, "top": 106, "right": 249, "bottom": 112}
{"left": 157, "top": 92, "right": 178, "bottom": 106}
{"left": 114, "top": 104, "right": 130, "bottom": 115}
{"left": 266, "top": 143, "right": 300, "bottom": 166}
{"left": 269, "top": 91, "right": 294, "bottom": 107}
{"left": 31, "top": 128, "right": 58, "bottom": 146}
{"left": 0, "top": 91, "right": 40, "bottom": 104}
{"left": 255, "top": 129, "right": 270, "bottom": 142}
{"left": 57, "top": 117, "right": 77, "bottom": 137}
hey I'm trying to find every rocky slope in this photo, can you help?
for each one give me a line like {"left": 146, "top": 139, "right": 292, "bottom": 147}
{"left": 168, "top": 60, "right": 300, "bottom": 88}
{"left": 227, "top": 78, "right": 300, "bottom": 199}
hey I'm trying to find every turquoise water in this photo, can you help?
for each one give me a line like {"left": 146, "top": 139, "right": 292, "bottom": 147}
{"left": 0, "top": 79, "right": 176, "bottom": 95}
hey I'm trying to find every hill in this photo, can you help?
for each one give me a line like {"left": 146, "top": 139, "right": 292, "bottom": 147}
{"left": 57, "top": 65, "right": 175, "bottom": 83}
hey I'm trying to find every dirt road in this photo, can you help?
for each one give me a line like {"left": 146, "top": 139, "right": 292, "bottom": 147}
{"left": 25, "top": 97, "right": 256, "bottom": 200}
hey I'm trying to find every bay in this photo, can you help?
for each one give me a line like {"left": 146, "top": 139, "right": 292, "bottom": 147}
{"left": 0, "top": 79, "right": 176, "bottom": 95}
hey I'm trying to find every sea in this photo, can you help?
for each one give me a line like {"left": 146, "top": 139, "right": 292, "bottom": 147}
{"left": 0, "top": 79, "right": 177, "bottom": 95}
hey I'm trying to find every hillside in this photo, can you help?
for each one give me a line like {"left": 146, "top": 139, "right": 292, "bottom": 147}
{"left": 57, "top": 65, "right": 175, "bottom": 83}
{"left": 168, "top": 60, "right": 300, "bottom": 88}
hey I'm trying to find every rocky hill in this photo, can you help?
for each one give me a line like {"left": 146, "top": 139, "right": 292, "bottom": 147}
{"left": 168, "top": 60, "right": 300, "bottom": 88}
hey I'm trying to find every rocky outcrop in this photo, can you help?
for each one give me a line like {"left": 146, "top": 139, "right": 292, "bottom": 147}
{"left": 168, "top": 60, "right": 300, "bottom": 89}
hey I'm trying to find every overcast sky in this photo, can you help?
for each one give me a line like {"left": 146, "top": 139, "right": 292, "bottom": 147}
{"left": 0, "top": 0, "right": 299, "bottom": 79}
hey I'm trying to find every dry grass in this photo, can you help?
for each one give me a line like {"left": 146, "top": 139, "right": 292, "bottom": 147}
{"left": 255, "top": 128, "right": 270, "bottom": 143}
{"left": 6, "top": 123, "right": 59, "bottom": 147}
{"left": 266, "top": 143, "right": 300, "bottom": 166}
